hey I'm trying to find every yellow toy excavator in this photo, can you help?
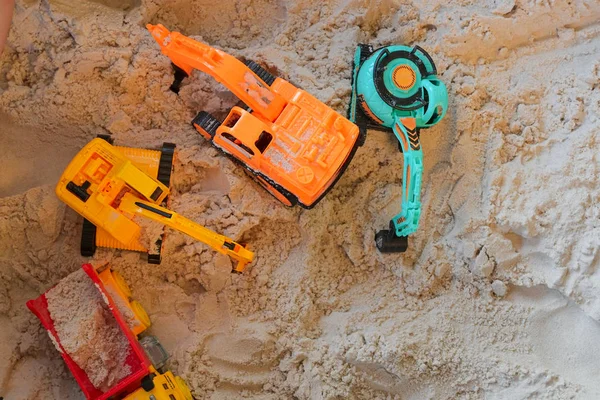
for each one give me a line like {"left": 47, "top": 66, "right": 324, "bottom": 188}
{"left": 55, "top": 138, "right": 254, "bottom": 272}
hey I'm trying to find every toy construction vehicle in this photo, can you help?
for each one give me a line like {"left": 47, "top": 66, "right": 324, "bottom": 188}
{"left": 148, "top": 24, "right": 362, "bottom": 208}
{"left": 349, "top": 44, "right": 448, "bottom": 253}
{"left": 75, "top": 135, "right": 175, "bottom": 264}
{"left": 27, "top": 264, "right": 193, "bottom": 400}
{"left": 56, "top": 138, "right": 254, "bottom": 272}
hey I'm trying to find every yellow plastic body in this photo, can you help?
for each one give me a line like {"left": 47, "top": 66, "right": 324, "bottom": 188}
{"left": 56, "top": 138, "right": 254, "bottom": 271}
{"left": 95, "top": 146, "right": 163, "bottom": 252}
{"left": 119, "top": 193, "right": 254, "bottom": 272}
{"left": 124, "top": 371, "right": 193, "bottom": 400}
{"left": 56, "top": 138, "right": 169, "bottom": 249}
{"left": 98, "top": 269, "right": 150, "bottom": 336}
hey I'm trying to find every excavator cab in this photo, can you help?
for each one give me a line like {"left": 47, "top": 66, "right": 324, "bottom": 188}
{"left": 213, "top": 107, "right": 274, "bottom": 160}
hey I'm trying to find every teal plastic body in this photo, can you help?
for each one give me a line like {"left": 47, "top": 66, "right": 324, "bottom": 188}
{"left": 349, "top": 44, "right": 448, "bottom": 239}
{"left": 354, "top": 45, "right": 448, "bottom": 129}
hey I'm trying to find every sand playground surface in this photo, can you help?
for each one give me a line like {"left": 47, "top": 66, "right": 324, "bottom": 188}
{"left": 1, "top": 0, "right": 600, "bottom": 399}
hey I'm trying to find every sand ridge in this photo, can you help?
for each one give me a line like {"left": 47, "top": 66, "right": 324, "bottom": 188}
{"left": 1, "top": 0, "right": 600, "bottom": 399}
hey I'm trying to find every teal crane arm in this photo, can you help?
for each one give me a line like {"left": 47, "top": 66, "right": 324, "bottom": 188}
{"left": 390, "top": 117, "right": 423, "bottom": 238}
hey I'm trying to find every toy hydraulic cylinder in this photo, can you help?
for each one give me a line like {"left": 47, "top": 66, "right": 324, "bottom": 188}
{"left": 119, "top": 194, "right": 254, "bottom": 272}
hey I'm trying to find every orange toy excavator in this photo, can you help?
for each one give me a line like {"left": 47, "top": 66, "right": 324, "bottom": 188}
{"left": 147, "top": 24, "right": 362, "bottom": 208}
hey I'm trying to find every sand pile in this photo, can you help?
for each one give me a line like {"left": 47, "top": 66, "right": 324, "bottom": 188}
{"left": 102, "top": 281, "right": 143, "bottom": 333}
{"left": 133, "top": 215, "right": 165, "bottom": 253}
{"left": 46, "top": 269, "right": 132, "bottom": 392}
{"left": 1, "top": 0, "right": 600, "bottom": 399}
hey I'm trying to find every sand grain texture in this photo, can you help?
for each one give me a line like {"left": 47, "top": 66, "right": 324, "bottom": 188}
{"left": 46, "top": 269, "right": 132, "bottom": 392}
{"left": 1, "top": 0, "right": 600, "bottom": 399}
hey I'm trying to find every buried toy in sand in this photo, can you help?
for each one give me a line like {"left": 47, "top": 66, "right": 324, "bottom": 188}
{"left": 349, "top": 44, "right": 448, "bottom": 253}
{"left": 26, "top": 264, "right": 193, "bottom": 400}
{"left": 55, "top": 137, "right": 254, "bottom": 272}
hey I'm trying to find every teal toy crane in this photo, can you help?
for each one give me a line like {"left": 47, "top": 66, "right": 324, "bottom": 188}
{"left": 348, "top": 44, "right": 448, "bottom": 252}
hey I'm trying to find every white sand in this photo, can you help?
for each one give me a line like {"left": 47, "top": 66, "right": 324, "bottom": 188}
{"left": 46, "top": 269, "right": 132, "bottom": 392}
{"left": 1, "top": 0, "right": 600, "bottom": 399}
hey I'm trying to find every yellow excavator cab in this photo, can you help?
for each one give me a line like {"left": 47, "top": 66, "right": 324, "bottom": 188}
{"left": 56, "top": 138, "right": 168, "bottom": 247}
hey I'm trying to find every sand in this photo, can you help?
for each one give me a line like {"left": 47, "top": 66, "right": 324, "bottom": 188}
{"left": 133, "top": 215, "right": 165, "bottom": 253}
{"left": 103, "top": 282, "right": 143, "bottom": 333}
{"left": 45, "top": 269, "right": 132, "bottom": 392}
{"left": 1, "top": 0, "right": 600, "bottom": 399}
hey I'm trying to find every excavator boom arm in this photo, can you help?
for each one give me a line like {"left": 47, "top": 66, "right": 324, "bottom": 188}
{"left": 119, "top": 194, "right": 254, "bottom": 272}
{"left": 391, "top": 118, "right": 423, "bottom": 237}
{"left": 147, "top": 24, "right": 286, "bottom": 122}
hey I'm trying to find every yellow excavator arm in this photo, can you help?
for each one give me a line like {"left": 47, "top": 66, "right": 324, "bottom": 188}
{"left": 119, "top": 193, "right": 254, "bottom": 272}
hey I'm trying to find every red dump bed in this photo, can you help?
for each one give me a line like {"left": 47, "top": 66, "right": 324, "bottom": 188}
{"left": 26, "top": 264, "right": 151, "bottom": 400}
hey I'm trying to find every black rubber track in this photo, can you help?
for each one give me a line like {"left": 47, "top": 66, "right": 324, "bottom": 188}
{"left": 96, "top": 134, "right": 114, "bottom": 144}
{"left": 157, "top": 142, "right": 176, "bottom": 188}
{"left": 256, "top": 172, "right": 298, "bottom": 207}
{"left": 152, "top": 143, "right": 176, "bottom": 265}
{"left": 80, "top": 218, "right": 97, "bottom": 257}
{"left": 192, "top": 111, "right": 220, "bottom": 138}
{"left": 244, "top": 60, "right": 276, "bottom": 86}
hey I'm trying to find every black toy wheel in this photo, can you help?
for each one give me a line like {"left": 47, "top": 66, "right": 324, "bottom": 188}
{"left": 192, "top": 111, "right": 220, "bottom": 140}
{"left": 244, "top": 59, "right": 275, "bottom": 86}
{"left": 375, "top": 225, "right": 408, "bottom": 253}
{"left": 157, "top": 143, "right": 176, "bottom": 188}
{"left": 80, "top": 219, "right": 97, "bottom": 257}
